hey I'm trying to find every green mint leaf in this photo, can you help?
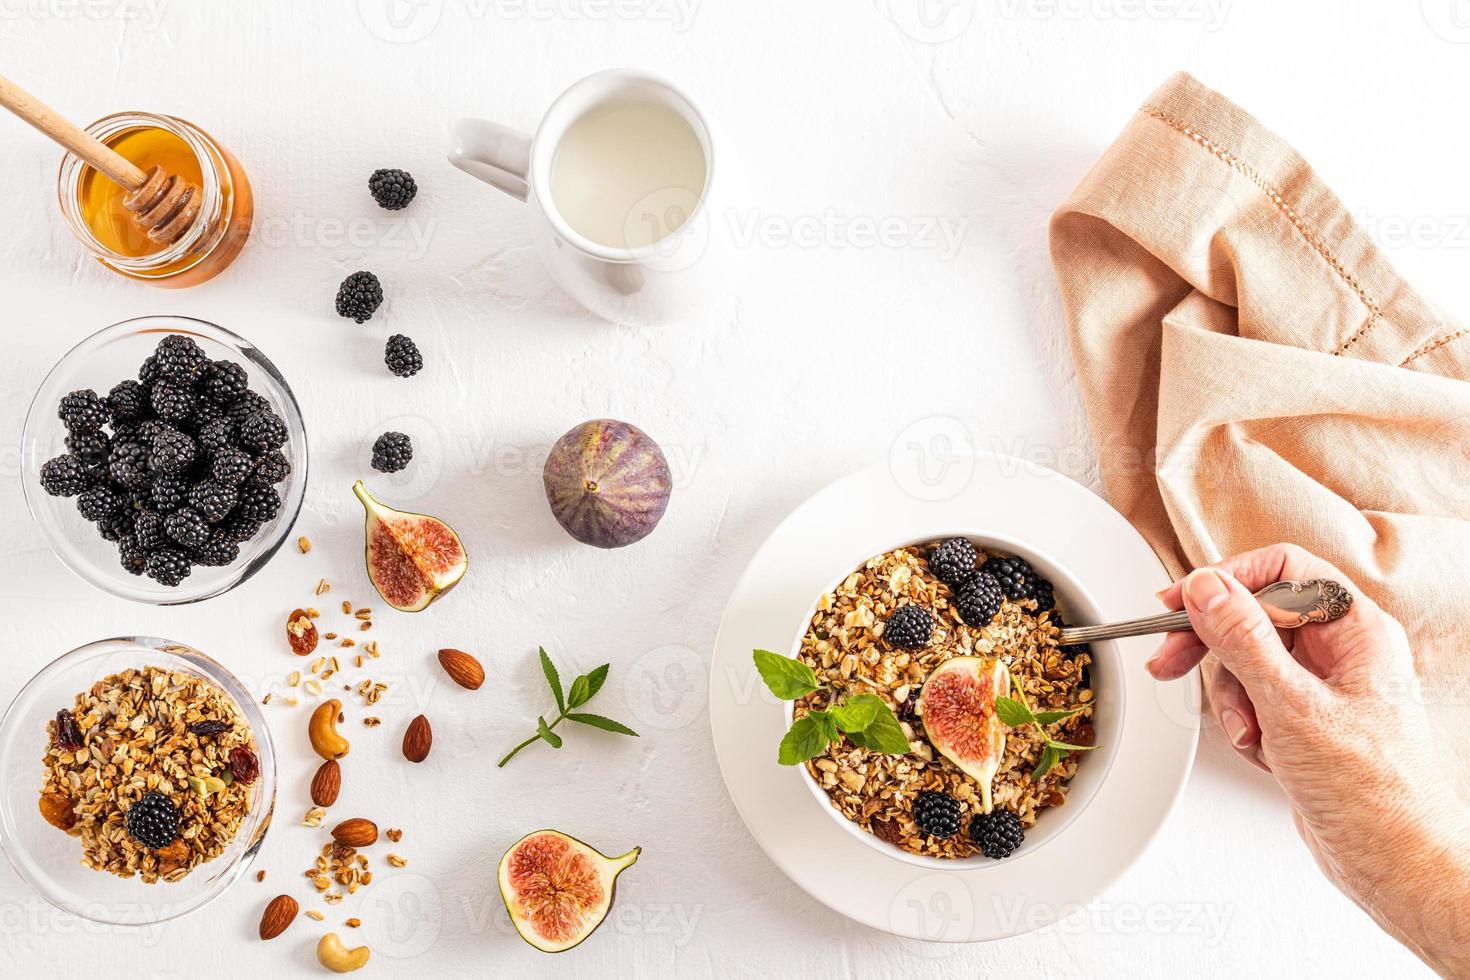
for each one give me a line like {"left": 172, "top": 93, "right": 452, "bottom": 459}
{"left": 752, "top": 649, "right": 820, "bottom": 700}
{"left": 539, "top": 647, "right": 565, "bottom": 713}
{"left": 536, "top": 716, "right": 562, "bottom": 749}
{"left": 1033, "top": 705, "right": 1088, "bottom": 726}
{"left": 812, "top": 709, "right": 838, "bottom": 742}
{"left": 1030, "top": 744, "right": 1059, "bottom": 781}
{"left": 994, "top": 696, "right": 1036, "bottom": 729}
{"left": 564, "top": 712, "right": 639, "bottom": 737}
{"left": 830, "top": 693, "right": 882, "bottom": 733}
{"left": 583, "top": 664, "right": 610, "bottom": 702}
{"left": 567, "top": 675, "right": 591, "bottom": 708}
{"left": 1045, "top": 739, "right": 1100, "bottom": 753}
{"left": 848, "top": 702, "right": 911, "bottom": 755}
{"left": 777, "top": 713, "right": 832, "bottom": 765}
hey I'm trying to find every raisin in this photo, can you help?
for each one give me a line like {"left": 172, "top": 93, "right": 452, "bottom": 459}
{"left": 189, "top": 720, "right": 231, "bottom": 737}
{"left": 228, "top": 746, "right": 260, "bottom": 785}
{"left": 52, "top": 709, "right": 84, "bottom": 751}
{"left": 871, "top": 817, "right": 904, "bottom": 845}
{"left": 286, "top": 608, "right": 319, "bottom": 656}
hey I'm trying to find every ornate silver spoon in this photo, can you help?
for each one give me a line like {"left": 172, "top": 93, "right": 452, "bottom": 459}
{"left": 1058, "top": 579, "right": 1354, "bottom": 646}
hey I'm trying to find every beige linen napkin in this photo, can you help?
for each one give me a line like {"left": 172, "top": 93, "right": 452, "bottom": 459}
{"left": 1049, "top": 72, "right": 1469, "bottom": 784}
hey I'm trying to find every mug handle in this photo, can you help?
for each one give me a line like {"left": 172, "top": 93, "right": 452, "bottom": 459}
{"left": 448, "top": 118, "right": 531, "bottom": 201}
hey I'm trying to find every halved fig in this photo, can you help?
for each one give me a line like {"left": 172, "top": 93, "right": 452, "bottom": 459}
{"left": 353, "top": 481, "right": 468, "bottom": 613}
{"left": 920, "top": 656, "right": 1010, "bottom": 813}
{"left": 498, "top": 829, "right": 640, "bottom": 953}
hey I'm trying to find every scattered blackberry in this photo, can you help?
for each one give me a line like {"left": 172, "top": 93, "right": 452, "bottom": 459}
{"left": 66, "top": 430, "right": 111, "bottom": 477}
{"left": 371, "top": 431, "right": 413, "bottom": 473}
{"left": 164, "top": 507, "right": 210, "bottom": 550}
{"left": 134, "top": 510, "right": 166, "bottom": 550}
{"left": 118, "top": 535, "right": 147, "bottom": 576}
{"left": 77, "top": 484, "right": 122, "bottom": 522}
{"left": 929, "top": 536, "right": 978, "bottom": 588}
{"left": 883, "top": 605, "right": 934, "bottom": 649}
{"left": 145, "top": 548, "right": 192, "bottom": 586}
{"left": 197, "top": 418, "right": 236, "bottom": 457}
{"left": 368, "top": 168, "right": 417, "bottom": 210}
{"left": 211, "top": 448, "right": 253, "bottom": 487}
{"left": 987, "top": 556, "right": 1039, "bottom": 603}
{"left": 201, "top": 359, "right": 249, "bottom": 404}
{"left": 148, "top": 427, "right": 197, "bottom": 476}
{"left": 335, "top": 271, "right": 383, "bottom": 323}
{"left": 39, "top": 454, "right": 90, "bottom": 497}
{"left": 218, "top": 513, "right": 262, "bottom": 544}
{"left": 193, "top": 532, "right": 239, "bottom": 568}
{"left": 969, "top": 809, "right": 1024, "bottom": 860}
{"left": 956, "top": 569, "right": 1005, "bottom": 626}
{"left": 226, "top": 390, "right": 272, "bottom": 422}
{"left": 58, "top": 390, "right": 107, "bottom": 433}
{"left": 234, "top": 484, "right": 281, "bottom": 523}
{"left": 96, "top": 508, "right": 136, "bottom": 543}
{"left": 106, "top": 440, "right": 151, "bottom": 490}
{"left": 238, "top": 411, "right": 287, "bottom": 453}
{"left": 124, "top": 792, "right": 179, "bottom": 849}
{"left": 149, "top": 381, "right": 196, "bottom": 422}
{"left": 187, "top": 480, "right": 237, "bottom": 523}
{"left": 154, "top": 334, "right": 209, "bottom": 386}
{"left": 251, "top": 450, "right": 290, "bottom": 486}
{"left": 106, "top": 380, "right": 149, "bottom": 422}
{"left": 151, "top": 475, "right": 187, "bottom": 512}
{"left": 384, "top": 334, "right": 422, "bottom": 377}
{"left": 912, "top": 791, "right": 962, "bottom": 839}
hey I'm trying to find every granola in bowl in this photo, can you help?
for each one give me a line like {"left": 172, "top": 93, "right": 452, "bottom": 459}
{"left": 793, "top": 539, "right": 1095, "bottom": 861}
{"left": 39, "top": 665, "right": 260, "bottom": 883}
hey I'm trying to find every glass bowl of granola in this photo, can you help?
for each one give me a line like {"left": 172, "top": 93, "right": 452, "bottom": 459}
{"left": 785, "top": 532, "right": 1122, "bottom": 867}
{"left": 0, "top": 636, "right": 276, "bottom": 924}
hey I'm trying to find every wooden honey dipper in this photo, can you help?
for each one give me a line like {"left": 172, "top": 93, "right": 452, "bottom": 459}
{"left": 0, "top": 73, "right": 201, "bottom": 245}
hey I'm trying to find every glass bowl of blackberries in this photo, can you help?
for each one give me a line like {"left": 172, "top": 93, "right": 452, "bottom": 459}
{"left": 21, "top": 316, "right": 308, "bottom": 604}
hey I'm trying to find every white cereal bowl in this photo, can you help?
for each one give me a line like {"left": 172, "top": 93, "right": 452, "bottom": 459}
{"left": 785, "top": 530, "right": 1123, "bottom": 870}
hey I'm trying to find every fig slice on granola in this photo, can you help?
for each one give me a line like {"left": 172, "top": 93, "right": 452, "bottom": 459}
{"left": 919, "top": 656, "right": 1010, "bottom": 814}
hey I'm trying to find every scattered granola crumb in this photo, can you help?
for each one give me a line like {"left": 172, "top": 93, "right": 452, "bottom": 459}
{"left": 306, "top": 607, "right": 320, "bottom": 618}
{"left": 305, "top": 807, "right": 326, "bottom": 828}
{"left": 345, "top": 917, "right": 361, "bottom": 928}
{"left": 262, "top": 693, "right": 273, "bottom": 705}
{"left": 363, "top": 717, "right": 381, "bottom": 727}
{"left": 341, "top": 638, "right": 356, "bottom": 648}
{"left": 256, "top": 869, "right": 267, "bottom": 882}
{"left": 305, "top": 910, "right": 325, "bottom": 921}
{"left": 342, "top": 600, "right": 352, "bottom": 615}
{"left": 386, "top": 828, "right": 403, "bottom": 843}
{"left": 315, "top": 579, "right": 331, "bottom": 595}
{"left": 386, "top": 853, "right": 407, "bottom": 868}
{"left": 298, "top": 536, "right": 311, "bottom": 554}
{"left": 360, "top": 622, "right": 372, "bottom": 632}
{"left": 324, "top": 632, "right": 338, "bottom": 640}
{"left": 354, "top": 609, "right": 372, "bottom": 620}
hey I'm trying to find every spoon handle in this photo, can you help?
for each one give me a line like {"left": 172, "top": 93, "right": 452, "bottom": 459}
{"left": 1057, "top": 579, "right": 1354, "bottom": 646}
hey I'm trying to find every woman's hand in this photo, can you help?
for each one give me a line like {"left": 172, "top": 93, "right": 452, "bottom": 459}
{"left": 1146, "top": 544, "right": 1470, "bottom": 976}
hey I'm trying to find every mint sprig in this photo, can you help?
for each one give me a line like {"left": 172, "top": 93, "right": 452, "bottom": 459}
{"left": 753, "top": 650, "right": 912, "bottom": 765}
{"left": 994, "top": 690, "right": 1096, "bottom": 781}
{"left": 498, "top": 648, "right": 639, "bottom": 766}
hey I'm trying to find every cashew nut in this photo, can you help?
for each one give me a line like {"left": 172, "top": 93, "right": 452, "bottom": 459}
{"left": 308, "top": 699, "right": 350, "bottom": 760}
{"left": 316, "top": 932, "right": 370, "bottom": 973}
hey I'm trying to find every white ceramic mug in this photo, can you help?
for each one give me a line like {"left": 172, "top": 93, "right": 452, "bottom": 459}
{"left": 449, "top": 69, "right": 714, "bottom": 324}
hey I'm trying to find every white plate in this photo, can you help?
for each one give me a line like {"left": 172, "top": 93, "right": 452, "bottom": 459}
{"left": 708, "top": 454, "right": 1201, "bottom": 941}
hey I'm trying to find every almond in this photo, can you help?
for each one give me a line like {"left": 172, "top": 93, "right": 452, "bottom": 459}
{"left": 311, "top": 759, "right": 342, "bottom": 807}
{"left": 402, "top": 714, "right": 432, "bottom": 763}
{"left": 259, "top": 894, "right": 299, "bottom": 940}
{"left": 331, "top": 818, "right": 378, "bottom": 847}
{"left": 437, "top": 648, "right": 485, "bottom": 690}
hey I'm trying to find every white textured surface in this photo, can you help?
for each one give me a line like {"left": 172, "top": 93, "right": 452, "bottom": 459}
{"left": 0, "top": 2, "right": 1462, "bottom": 976}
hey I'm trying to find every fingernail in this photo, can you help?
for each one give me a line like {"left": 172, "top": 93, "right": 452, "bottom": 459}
{"left": 1184, "top": 568, "right": 1231, "bottom": 612}
{"left": 1220, "top": 708, "right": 1250, "bottom": 747}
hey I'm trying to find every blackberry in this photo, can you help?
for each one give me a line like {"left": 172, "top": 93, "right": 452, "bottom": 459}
{"left": 110, "top": 421, "right": 142, "bottom": 445}
{"left": 144, "top": 548, "right": 192, "bottom": 586}
{"left": 883, "top": 605, "right": 934, "bottom": 649}
{"left": 189, "top": 398, "right": 225, "bottom": 431}
{"left": 235, "top": 484, "right": 281, "bottom": 523}
{"left": 124, "top": 792, "right": 179, "bottom": 849}
{"left": 106, "top": 380, "right": 149, "bottom": 422}
{"left": 58, "top": 389, "right": 107, "bottom": 433}
{"left": 77, "top": 484, "right": 122, "bottom": 522}
{"left": 238, "top": 411, "right": 287, "bottom": 453}
{"left": 226, "top": 390, "right": 272, "bottom": 422}
{"left": 134, "top": 510, "right": 166, "bottom": 550}
{"left": 912, "top": 791, "right": 962, "bottom": 839}
{"left": 368, "top": 168, "right": 417, "bottom": 210}
{"left": 39, "top": 454, "right": 91, "bottom": 497}
{"left": 987, "top": 556, "right": 1039, "bottom": 603}
{"left": 150, "top": 381, "right": 197, "bottom": 422}
{"left": 118, "top": 535, "right": 147, "bottom": 576}
{"left": 106, "top": 440, "right": 151, "bottom": 490}
{"left": 201, "top": 359, "right": 249, "bottom": 404}
{"left": 151, "top": 475, "right": 188, "bottom": 512}
{"left": 187, "top": 480, "right": 237, "bottom": 523}
{"left": 969, "top": 809, "right": 1024, "bottom": 860}
{"left": 138, "top": 353, "right": 161, "bottom": 386}
{"left": 219, "top": 513, "right": 262, "bottom": 544}
{"left": 164, "top": 507, "right": 210, "bottom": 550}
{"left": 371, "top": 431, "right": 413, "bottom": 473}
{"left": 66, "top": 430, "right": 111, "bottom": 477}
{"left": 896, "top": 687, "right": 921, "bottom": 723}
{"left": 335, "top": 270, "right": 383, "bottom": 322}
{"left": 384, "top": 334, "right": 422, "bottom": 377}
{"left": 251, "top": 450, "right": 290, "bottom": 486}
{"left": 96, "top": 508, "right": 136, "bottom": 543}
{"left": 197, "top": 418, "right": 237, "bottom": 457}
{"left": 193, "top": 531, "right": 239, "bottom": 568}
{"left": 956, "top": 570, "right": 1004, "bottom": 627}
{"left": 1031, "top": 577, "right": 1057, "bottom": 613}
{"left": 148, "top": 427, "right": 197, "bottom": 476}
{"left": 154, "top": 334, "right": 209, "bottom": 386}
{"left": 929, "top": 537, "right": 978, "bottom": 588}
{"left": 136, "top": 419, "right": 169, "bottom": 444}
{"left": 211, "top": 448, "right": 253, "bottom": 487}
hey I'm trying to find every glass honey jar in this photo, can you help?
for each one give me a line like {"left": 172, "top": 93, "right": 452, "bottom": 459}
{"left": 56, "top": 111, "right": 252, "bottom": 288}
